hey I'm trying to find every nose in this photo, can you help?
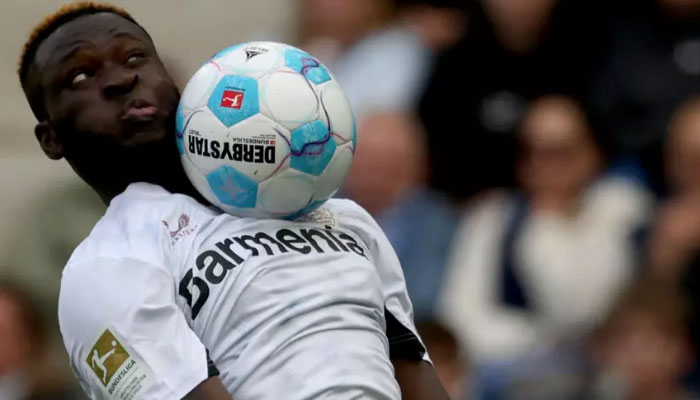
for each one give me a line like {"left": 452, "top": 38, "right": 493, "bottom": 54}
{"left": 101, "top": 66, "right": 138, "bottom": 99}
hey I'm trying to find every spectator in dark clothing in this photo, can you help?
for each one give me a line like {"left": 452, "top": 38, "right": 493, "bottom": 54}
{"left": 589, "top": 0, "right": 700, "bottom": 193}
{"left": 418, "top": 0, "right": 612, "bottom": 199}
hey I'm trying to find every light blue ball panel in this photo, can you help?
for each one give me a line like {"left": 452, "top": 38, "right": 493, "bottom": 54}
{"left": 207, "top": 75, "right": 259, "bottom": 127}
{"left": 206, "top": 165, "right": 258, "bottom": 208}
{"left": 290, "top": 120, "right": 328, "bottom": 152}
{"left": 352, "top": 117, "right": 357, "bottom": 151}
{"left": 284, "top": 49, "right": 331, "bottom": 85}
{"left": 175, "top": 104, "right": 186, "bottom": 155}
{"left": 289, "top": 120, "right": 336, "bottom": 176}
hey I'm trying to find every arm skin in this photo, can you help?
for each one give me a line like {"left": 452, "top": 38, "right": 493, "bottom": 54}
{"left": 394, "top": 359, "right": 451, "bottom": 400}
{"left": 183, "top": 361, "right": 448, "bottom": 400}
{"left": 183, "top": 377, "right": 233, "bottom": 400}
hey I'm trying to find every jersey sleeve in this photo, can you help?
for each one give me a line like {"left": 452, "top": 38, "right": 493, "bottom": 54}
{"left": 338, "top": 200, "right": 430, "bottom": 363}
{"left": 59, "top": 184, "right": 218, "bottom": 400}
{"left": 59, "top": 257, "right": 217, "bottom": 400}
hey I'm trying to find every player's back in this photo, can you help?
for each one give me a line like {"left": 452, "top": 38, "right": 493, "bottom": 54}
{"left": 59, "top": 183, "right": 425, "bottom": 400}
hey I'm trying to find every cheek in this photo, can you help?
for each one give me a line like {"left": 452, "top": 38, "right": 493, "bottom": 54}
{"left": 143, "top": 67, "right": 178, "bottom": 102}
{"left": 54, "top": 92, "right": 120, "bottom": 139}
{"left": 72, "top": 100, "right": 120, "bottom": 135}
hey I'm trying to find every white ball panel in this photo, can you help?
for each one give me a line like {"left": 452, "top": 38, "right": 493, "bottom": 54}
{"left": 259, "top": 71, "right": 319, "bottom": 131}
{"left": 181, "top": 152, "right": 220, "bottom": 208}
{"left": 181, "top": 62, "right": 222, "bottom": 110}
{"left": 317, "top": 80, "right": 354, "bottom": 144}
{"left": 216, "top": 42, "right": 285, "bottom": 78}
{"left": 182, "top": 109, "right": 230, "bottom": 173}
{"left": 259, "top": 170, "right": 315, "bottom": 214}
{"left": 223, "top": 114, "right": 292, "bottom": 182}
{"left": 312, "top": 143, "right": 354, "bottom": 201}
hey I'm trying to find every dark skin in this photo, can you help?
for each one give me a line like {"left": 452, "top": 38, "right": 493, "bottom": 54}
{"left": 29, "top": 12, "right": 201, "bottom": 203}
{"left": 28, "top": 12, "right": 448, "bottom": 400}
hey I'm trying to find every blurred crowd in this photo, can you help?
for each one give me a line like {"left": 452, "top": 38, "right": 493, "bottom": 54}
{"left": 5, "top": 0, "right": 700, "bottom": 399}
{"left": 305, "top": 0, "right": 700, "bottom": 398}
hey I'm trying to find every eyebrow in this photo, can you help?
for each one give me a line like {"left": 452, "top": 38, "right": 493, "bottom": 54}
{"left": 110, "top": 31, "right": 145, "bottom": 42}
{"left": 51, "top": 40, "right": 94, "bottom": 65}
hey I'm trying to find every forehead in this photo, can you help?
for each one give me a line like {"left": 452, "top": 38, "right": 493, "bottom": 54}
{"left": 34, "top": 12, "right": 151, "bottom": 70}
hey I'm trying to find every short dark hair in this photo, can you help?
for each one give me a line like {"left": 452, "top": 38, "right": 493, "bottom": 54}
{"left": 18, "top": 2, "right": 144, "bottom": 120}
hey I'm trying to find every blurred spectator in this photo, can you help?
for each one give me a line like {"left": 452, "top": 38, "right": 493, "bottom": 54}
{"left": 0, "top": 281, "right": 41, "bottom": 400}
{"left": 649, "top": 96, "right": 700, "bottom": 282}
{"left": 418, "top": 0, "right": 612, "bottom": 199}
{"left": 477, "top": 279, "right": 697, "bottom": 400}
{"left": 298, "top": 0, "right": 394, "bottom": 54}
{"left": 439, "top": 96, "right": 652, "bottom": 364}
{"left": 417, "top": 321, "right": 470, "bottom": 399}
{"left": 298, "top": 0, "right": 466, "bottom": 118}
{"left": 587, "top": 279, "right": 697, "bottom": 400}
{"left": 589, "top": 0, "right": 700, "bottom": 193}
{"left": 344, "top": 112, "right": 461, "bottom": 321}
{"left": 648, "top": 96, "right": 700, "bottom": 384}
{"left": 0, "top": 280, "right": 82, "bottom": 400}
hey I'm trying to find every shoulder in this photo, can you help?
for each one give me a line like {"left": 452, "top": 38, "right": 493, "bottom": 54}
{"left": 583, "top": 175, "right": 655, "bottom": 224}
{"left": 108, "top": 182, "right": 212, "bottom": 223}
{"left": 66, "top": 183, "right": 216, "bottom": 269}
{"left": 323, "top": 198, "right": 382, "bottom": 234}
{"left": 59, "top": 257, "right": 172, "bottom": 338}
{"left": 462, "top": 190, "right": 516, "bottom": 227}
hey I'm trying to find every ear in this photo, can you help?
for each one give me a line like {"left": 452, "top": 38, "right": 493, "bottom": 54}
{"left": 34, "top": 120, "right": 63, "bottom": 160}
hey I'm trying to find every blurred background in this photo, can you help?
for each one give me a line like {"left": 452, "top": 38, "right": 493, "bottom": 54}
{"left": 2, "top": 0, "right": 700, "bottom": 399}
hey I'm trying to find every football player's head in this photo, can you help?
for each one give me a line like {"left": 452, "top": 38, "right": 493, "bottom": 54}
{"left": 19, "top": 2, "right": 190, "bottom": 202}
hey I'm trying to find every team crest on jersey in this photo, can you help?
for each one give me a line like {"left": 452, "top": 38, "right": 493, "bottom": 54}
{"left": 162, "top": 214, "right": 198, "bottom": 244}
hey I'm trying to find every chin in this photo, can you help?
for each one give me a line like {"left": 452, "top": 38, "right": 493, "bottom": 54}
{"left": 121, "top": 118, "right": 172, "bottom": 147}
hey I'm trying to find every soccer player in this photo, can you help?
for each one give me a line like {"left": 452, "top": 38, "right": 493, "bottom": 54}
{"left": 18, "top": 2, "right": 449, "bottom": 399}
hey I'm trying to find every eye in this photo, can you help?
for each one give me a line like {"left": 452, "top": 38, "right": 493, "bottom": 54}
{"left": 125, "top": 53, "right": 145, "bottom": 66}
{"left": 71, "top": 71, "right": 90, "bottom": 86}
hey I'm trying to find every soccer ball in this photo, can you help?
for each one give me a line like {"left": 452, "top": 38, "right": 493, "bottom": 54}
{"left": 176, "top": 41, "right": 356, "bottom": 219}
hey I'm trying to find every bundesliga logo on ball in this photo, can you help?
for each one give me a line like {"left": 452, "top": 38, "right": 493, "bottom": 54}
{"left": 177, "top": 41, "right": 356, "bottom": 219}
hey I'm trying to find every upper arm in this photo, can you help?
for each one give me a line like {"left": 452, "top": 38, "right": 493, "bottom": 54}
{"left": 59, "top": 257, "right": 218, "bottom": 400}
{"left": 184, "top": 377, "right": 233, "bottom": 400}
{"left": 392, "top": 359, "right": 450, "bottom": 400}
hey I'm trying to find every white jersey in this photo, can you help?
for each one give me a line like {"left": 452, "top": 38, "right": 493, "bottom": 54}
{"left": 58, "top": 183, "right": 428, "bottom": 400}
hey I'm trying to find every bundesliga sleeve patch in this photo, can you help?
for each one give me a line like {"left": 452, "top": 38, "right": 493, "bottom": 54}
{"left": 86, "top": 329, "right": 154, "bottom": 399}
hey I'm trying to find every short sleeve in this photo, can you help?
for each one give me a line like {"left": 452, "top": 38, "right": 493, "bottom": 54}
{"left": 58, "top": 257, "right": 214, "bottom": 400}
{"left": 337, "top": 200, "right": 430, "bottom": 363}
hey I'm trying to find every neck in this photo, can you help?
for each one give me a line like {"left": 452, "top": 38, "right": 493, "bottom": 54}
{"left": 65, "top": 144, "right": 208, "bottom": 206}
